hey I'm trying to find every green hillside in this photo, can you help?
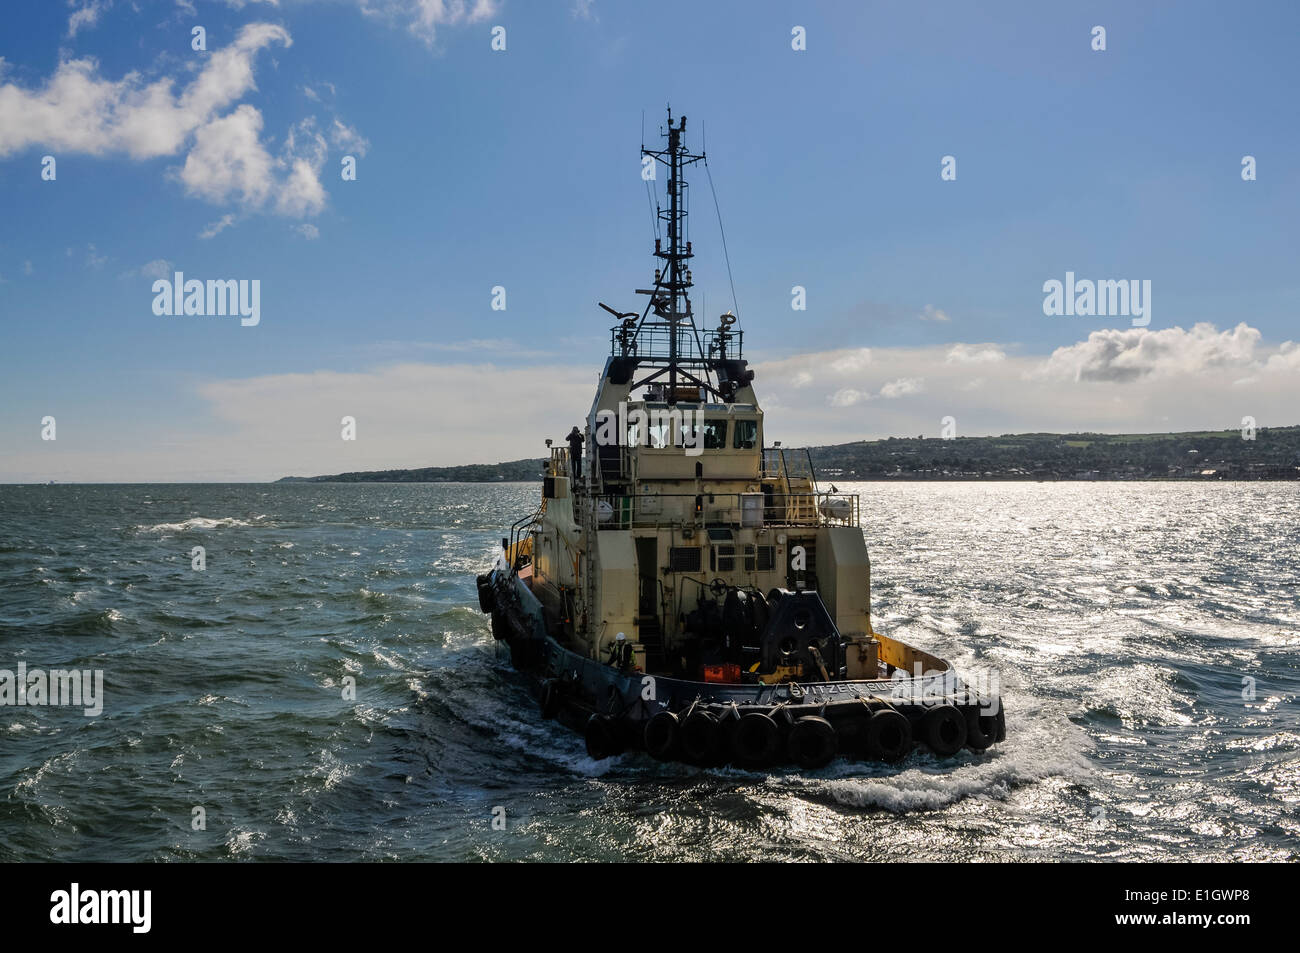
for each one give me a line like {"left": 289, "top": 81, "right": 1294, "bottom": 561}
{"left": 278, "top": 426, "right": 1300, "bottom": 483}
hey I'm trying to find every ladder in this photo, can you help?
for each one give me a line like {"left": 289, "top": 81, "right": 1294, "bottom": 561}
{"left": 637, "top": 615, "right": 667, "bottom": 674}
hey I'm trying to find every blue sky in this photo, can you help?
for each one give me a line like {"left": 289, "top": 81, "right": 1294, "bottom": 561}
{"left": 1, "top": 0, "right": 1298, "bottom": 481}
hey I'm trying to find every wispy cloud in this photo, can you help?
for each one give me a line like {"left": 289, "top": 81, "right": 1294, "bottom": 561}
{"left": 365, "top": 337, "right": 558, "bottom": 360}
{"left": 359, "top": 0, "right": 500, "bottom": 46}
{"left": 329, "top": 118, "right": 369, "bottom": 157}
{"left": 133, "top": 258, "right": 174, "bottom": 279}
{"left": 946, "top": 343, "right": 1005, "bottom": 364}
{"left": 198, "top": 214, "right": 237, "bottom": 239}
{"left": 67, "top": 0, "right": 111, "bottom": 39}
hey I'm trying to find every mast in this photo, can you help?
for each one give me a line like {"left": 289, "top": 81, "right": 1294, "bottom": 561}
{"left": 639, "top": 107, "right": 706, "bottom": 399}
{"left": 601, "top": 106, "right": 749, "bottom": 404}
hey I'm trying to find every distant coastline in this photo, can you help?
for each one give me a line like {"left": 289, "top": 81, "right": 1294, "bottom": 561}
{"left": 277, "top": 426, "right": 1300, "bottom": 483}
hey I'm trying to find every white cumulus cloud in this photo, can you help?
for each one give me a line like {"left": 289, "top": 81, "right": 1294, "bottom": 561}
{"left": 0, "top": 23, "right": 291, "bottom": 159}
{"left": 0, "top": 23, "right": 344, "bottom": 221}
{"left": 1032, "top": 322, "right": 1262, "bottom": 383}
{"left": 179, "top": 104, "right": 277, "bottom": 208}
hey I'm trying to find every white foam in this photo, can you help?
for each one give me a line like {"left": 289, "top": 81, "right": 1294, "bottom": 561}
{"left": 137, "top": 515, "right": 265, "bottom": 533}
{"left": 821, "top": 701, "right": 1092, "bottom": 813}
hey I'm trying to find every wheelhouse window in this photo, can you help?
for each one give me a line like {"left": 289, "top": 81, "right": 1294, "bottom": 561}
{"left": 676, "top": 419, "right": 698, "bottom": 448}
{"left": 703, "top": 420, "right": 728, "bottom": 450}
{"left": 646, "top": 419, "right": 671, "bottom": 448}
{"left": 733, "top": 419, "right": 758, "bottom": 450}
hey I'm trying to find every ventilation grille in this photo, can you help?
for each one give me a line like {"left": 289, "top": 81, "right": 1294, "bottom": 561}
{"left": 669, "top": 547, "right": 701, "bottom": 572}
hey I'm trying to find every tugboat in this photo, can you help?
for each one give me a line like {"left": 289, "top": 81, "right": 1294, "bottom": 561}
{"left": 476, "top": 109, "right": 1004, "bottom": 769}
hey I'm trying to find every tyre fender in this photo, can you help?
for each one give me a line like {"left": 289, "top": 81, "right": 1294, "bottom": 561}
{"left": 922, "top": 704, "right": 968, "bottom": 757}
{"left": 476, "top": 574, "right": 496, "bottom": 614}
{"left": 731, "top": 711, "right": 782, "bottom": 768}
{"left": 788, "top": 715, "right": 838, "bottom": 769}
{"left": 864, "top": 708, "right": 913, "bottom": 762}
{"left": 680, "top": 710, "right": 721, "bottom": 764}
{"left": 643, "top": 710, "right": 679, "bottom": 761}
{"left": 965, "top": 706, "right": 999, "bottom": 750}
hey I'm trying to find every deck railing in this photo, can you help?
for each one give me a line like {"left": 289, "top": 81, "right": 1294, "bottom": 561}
{"left": 592, "top": 491, "right": 858, "bottom": 530}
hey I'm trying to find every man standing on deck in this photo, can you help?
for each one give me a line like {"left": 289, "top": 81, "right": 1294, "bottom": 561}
{"left": 566, "top": 426, "right": 583, "bottom": 484}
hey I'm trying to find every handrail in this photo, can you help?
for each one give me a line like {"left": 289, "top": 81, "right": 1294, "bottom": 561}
{"left": 508, "top": 499, "right": 546, "bottom": 571}
{"left": 591, "top": 490, "right": 858, "bottom": 530}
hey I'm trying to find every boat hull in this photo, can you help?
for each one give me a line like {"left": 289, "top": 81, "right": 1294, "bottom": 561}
{"left": 481, "top": 566, "right": 1004, "bottom": 768}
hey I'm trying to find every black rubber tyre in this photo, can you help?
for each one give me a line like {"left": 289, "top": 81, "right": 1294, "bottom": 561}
{"left": 539, "top": 679, "right": 561, "bottom": 720}
{"left": 788, "top": 715, "right": 837, "bottom": 769}
{"left": 731, "top": 711, "right": 782, "bottom": 768}
{"left": 643, "top": 711, "right": 679, "bottom": 761}
{"left": 490, "top": 609, "right": 508, "bottom": 641}
{"left": 476, "top": 574, "right": 495, "bottom": 614}
{"left": 965, "top": 706, "right": 999, "bottom": 750}
{"left": 922, "top": 705, "right": 968, "bottom": 756}
{"left": 584, "top": 714, "right": 622, "bottom": 761}
{"left": 864, "top": 708, "right": 913, "bottom": 762}
{"left": 680, "top": 710, "right": 721, "bottom": 764}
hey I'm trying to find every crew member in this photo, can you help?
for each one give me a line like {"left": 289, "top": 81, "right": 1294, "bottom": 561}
{"left": 607, "top": 631, "right": 632, "bottom": 671}
{"left": 566, "top": 426, "right": 583, "bottom": 482}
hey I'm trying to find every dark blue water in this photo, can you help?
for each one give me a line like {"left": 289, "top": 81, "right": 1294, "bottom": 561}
{"left": 1, "top": 482, "right": 1296, "bottom": 860}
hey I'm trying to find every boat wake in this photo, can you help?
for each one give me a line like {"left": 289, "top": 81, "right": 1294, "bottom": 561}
{"left": 135, "top": 515, "right": 268, "bottom": 534}
{"left": 817, "top": 703, "right": 1090, "bottom": 812}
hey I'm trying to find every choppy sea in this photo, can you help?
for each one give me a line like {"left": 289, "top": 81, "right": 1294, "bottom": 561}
{"left": 1, "top": 481, "right": 1296, "bottom": 861}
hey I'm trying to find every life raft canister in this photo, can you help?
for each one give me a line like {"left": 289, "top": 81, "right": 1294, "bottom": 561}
{"left": 584, "top": 713, "right": 623, "bottom": 761}
{"left": 922, "top": 705, "right": 968, "bottom": 756}
{"left": 788, "top": 715, "right": 837, "bottom": 769}
{"left": 643, "top": 710, "right": 679, "bottom": 761}
{"left": 863, "top": 708, "right": 912, "bottom": 762}
{"left": 730, "top": 711, "right": 782, "bottom": 767}
{"left": 680, "top": 710, "right": 722, "bottom": 764}
{"left": 476, "top": 574, "right": 495, "bottom": 614}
